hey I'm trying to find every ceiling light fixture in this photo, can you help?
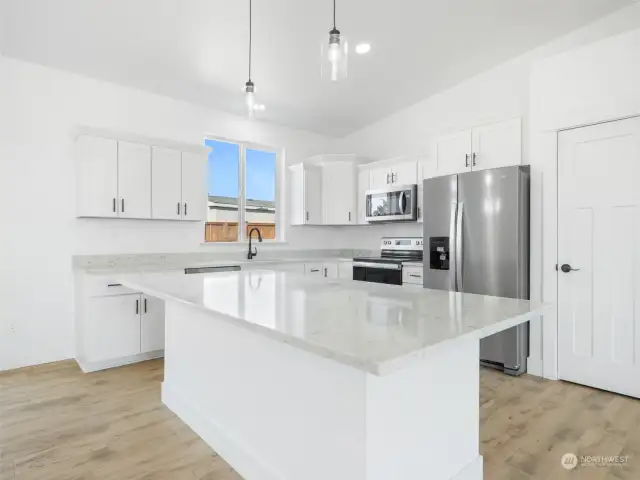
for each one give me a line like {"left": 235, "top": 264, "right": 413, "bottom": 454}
{"left": 243, "top": 0, "right": 262, "bottom": 116}
{"left": 321, "top": 0, "right": 348, "bottom": 81}
{"left": 355, "top": 43, "right": 371, "bottom": 55}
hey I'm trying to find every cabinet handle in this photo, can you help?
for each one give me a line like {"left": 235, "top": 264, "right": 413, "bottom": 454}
{"left": 112, "top": 198, "right": 116, "bottom": 213}
{"left": 177, "top": 202, "right": 181, "bottom": 215}
{"left": 310, "top": 269, "right": 319, "bottom": 273}
{"left": 465, "top": 154, "right": 469, "bottom": 168}
{"left": 324, "top": 267, "right": 327, "bottom": 277}
{"left": 121, "top": 198, "right": 125, "bottom": 213}
{"left": 144, "top": 298, "right": 147, "bottom": 314}
{"left": 135, "top": 299, "right": 139, "bottom": 315}
{"left": 409, "top": 273, "right": 422, "bottom": 278}
{"left": 472, "top": 152, "right": 477, "bottom": 167}
{"left": 107, "top": 283, "right": 122, "bottom": 287}
{"left": 348, "top": 212, "right": 351, "bottom": 222}
{"left": 184, "top": 203, "right": 188, "bottom": 216}
{"left": 386, "top": 173, "right": 390, "bottom": 184}
{"left": 306, "top": 211, "right": 309, "bottom": 221}
{"left": 392, "top": 172, "right": 397, "bottom": 183}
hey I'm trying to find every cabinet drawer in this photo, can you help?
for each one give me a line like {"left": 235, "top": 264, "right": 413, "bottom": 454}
{"left": 402, "top": 266, "right": 423, "bottom": 285}
{"left": 83, "top": 275, "right": 140, "bottom": 297}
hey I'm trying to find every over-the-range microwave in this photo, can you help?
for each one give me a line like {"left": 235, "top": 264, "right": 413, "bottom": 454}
{"left": 365, "top": 184, "right": 418, "bottom": 223}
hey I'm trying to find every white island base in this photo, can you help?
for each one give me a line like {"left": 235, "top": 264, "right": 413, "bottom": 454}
{"left": 162, "top": 301, "right": 483, "bottom": 480}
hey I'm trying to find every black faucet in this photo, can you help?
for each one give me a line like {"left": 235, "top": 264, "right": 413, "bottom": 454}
{"left": 247, "top": 227, "right": 263, "bottom": 260}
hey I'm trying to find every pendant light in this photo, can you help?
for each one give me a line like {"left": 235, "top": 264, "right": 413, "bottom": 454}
{"left": 243, "top": 0, "right": 264, "bottom": 115}
{"left": 321, "top": 0, "right": 348, "bottom": 81}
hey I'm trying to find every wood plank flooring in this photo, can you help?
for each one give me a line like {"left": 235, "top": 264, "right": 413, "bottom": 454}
{"left": 1, "top": 360, "right": 639, "bottom": 479}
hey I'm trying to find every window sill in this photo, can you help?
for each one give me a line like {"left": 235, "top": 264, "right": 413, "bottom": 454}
{"left": 200, "top": 241, "right": 289, "bottom": 248}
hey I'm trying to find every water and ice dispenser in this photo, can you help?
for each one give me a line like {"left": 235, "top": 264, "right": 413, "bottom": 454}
{"left": 429, "top": 237, "right": 450, "bottom": 270}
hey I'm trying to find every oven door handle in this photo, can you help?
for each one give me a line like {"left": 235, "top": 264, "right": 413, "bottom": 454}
{"left": 352, "top": 261, "right": 402, "bottom": 270}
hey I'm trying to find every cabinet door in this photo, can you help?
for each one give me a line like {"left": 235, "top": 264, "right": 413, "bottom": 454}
{"left": 288, "top": 164, "right": 306, "bottom": 226}
{"left": 141, "top": 295, "right": 165, "bottom": 353}
{"left": 391, "top": 162, "right": 417, "bottom": 185}
{"left": 338, "top": 261, "right": 353, "bottom": 280}
{"left": 323, "top": 262, "right": 339, "bottom": 279}
{"left": 181, "top": 151, "right": 207, "bottom": 221}
{"left": 357, "top": 169, "right": 370, "bottom": 224}
{"left": 118, "top": 141, "right": 151, "bottom": 219}
{"left": 322, "top": 162, "right": 356, "bottom": 225}
{"left": 84, "top": 295, "right": 141, "bottom": 362}
{"left": 417, "top": 159, "right": 437, "bottom": 223}
{"left": 304, "top": 166, "right": 323, "bottom": 225}
{"left": 471, "top": 118, "right": 522, "bottom": 171}
{"left": 433, "top": 129, "right": 472, "bottom": 176}
{"left": 370, "top": 167, "right": 391, "bottom": 190}
{"left": 76, "top": 135, "right": 118, "bottom": 218}
{"left": 151, "top": 147, "right": 182, "bottom": 220}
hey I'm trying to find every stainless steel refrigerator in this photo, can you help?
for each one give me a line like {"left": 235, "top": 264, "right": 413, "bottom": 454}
{"left": 423, "top": 165, "right": 529, "bottom": 375}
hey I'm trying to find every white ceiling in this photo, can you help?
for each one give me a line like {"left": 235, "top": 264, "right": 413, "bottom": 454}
{"left": 0, "top": 0, "right": 634, "bottom": 136}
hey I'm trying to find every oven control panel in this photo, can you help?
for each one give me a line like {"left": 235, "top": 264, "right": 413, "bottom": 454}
{"left": 380, "top": 237, "right": 423, "bottom": 251}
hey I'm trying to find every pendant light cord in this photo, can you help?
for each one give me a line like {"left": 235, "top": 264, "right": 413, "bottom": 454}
{"left": 248, "top": 0, "right": 252, "bottom": 81}
{"left": 333, "top": 0, "right": 336, "bottom": 29}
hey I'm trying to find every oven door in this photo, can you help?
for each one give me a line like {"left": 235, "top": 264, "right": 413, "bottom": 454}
{"left": 365, "top": 185, "right": 417, "bottom": 222}
{"left": 353, "top": 262, "right": 403, "bottom": 285}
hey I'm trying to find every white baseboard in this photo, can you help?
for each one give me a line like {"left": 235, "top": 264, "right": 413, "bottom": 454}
{"left": 162, "top": 382, "right": 282, "bottom": 480}
{"left": 452, "top": 456, "right": 483, "bottom": 480}
{"left": 76, "top": 350, "right": 164, "bottom": 373}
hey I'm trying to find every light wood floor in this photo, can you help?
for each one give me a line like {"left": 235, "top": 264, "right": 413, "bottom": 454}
{"left": 1, "top": 360, "right": 639, "bottom": 480}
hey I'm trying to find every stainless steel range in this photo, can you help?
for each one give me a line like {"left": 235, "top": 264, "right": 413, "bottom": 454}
{"left": 353, "top": 237, "right": 423, "bottom": 285}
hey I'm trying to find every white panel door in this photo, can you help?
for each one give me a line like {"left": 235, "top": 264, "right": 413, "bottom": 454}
{"left": 471, "top": 118, "right": 522, "bottom": 171}
{"left": 76, "top": 135, "right": 118, "bottom": 217}
{"left": 391, "top": 162, "right": 417, "bottom": 185}
{"left": 288, "top": 164, "right": 306, "bottom": 226}
{"left": 357, "top": 169, "right": 370, "bottom": 224}
{"left": 140, "top": 295, "right": 165, "bottom": 353}
{"left": 118, "top": 141, "right": 151, "bottom": 219}
{"left": 181, "top": 151, "right": 207, "bottom": 221}
{"left": 322, "top": 162, "right": 356, "bottom": 225}
{"left": 370, "top": 167, "right": 391, "bottom": 190}
{"left": 151, "top": 146, "right": 182, "bottom": 220}
{"left": 558, "top": 116, "right": 640, "bottom": 398}
{"left": 433, "top": 130, "right": 472, "bottom": 176}
{"left": 84, "top": 295, "right": 141, "bottom": 362}
{"left": 304, "top": 166, "right": 323, "bottom": 225}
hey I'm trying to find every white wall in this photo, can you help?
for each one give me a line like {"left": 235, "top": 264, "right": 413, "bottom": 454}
{"left": 0, "top": 54, "right": 338, "bottom": 371}
{"left": 334, "top": 2, "right": 640, "bottom": 252}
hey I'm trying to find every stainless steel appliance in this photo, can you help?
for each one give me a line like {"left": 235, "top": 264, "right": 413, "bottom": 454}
{"left": 423, "top": 165, "right": 529, "bottom": 375}
{"left": 365, "top": 184, "right": 418, "bottom": 223}
{"left": 353, "top": 237, "right": 423, "bottom": 284}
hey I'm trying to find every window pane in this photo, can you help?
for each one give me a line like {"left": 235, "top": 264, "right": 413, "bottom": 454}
{"left": 245, "top": 148, "right": 277, "bottom": 241}
{"left": 205, "top": 139, "right": 240, "bottom": 242}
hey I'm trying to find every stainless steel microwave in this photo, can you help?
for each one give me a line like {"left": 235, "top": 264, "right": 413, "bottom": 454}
{"left": 365, "top": 184, "right": 418, "bottom": 223}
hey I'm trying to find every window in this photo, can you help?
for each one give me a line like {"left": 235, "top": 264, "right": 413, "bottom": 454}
{"left": 204, "top": 138, "right": 281, "bottom": 243}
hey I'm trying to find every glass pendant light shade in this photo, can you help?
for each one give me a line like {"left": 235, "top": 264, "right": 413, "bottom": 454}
{"left": 321, "top": 29, "right": 348, "bottom": 81}
{"left": 244, "top": 80, "right": 256, "bottom": 116}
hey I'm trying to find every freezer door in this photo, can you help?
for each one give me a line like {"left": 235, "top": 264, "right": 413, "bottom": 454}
{"left": 422, "top": 174, "right": 458, "bottom": 291}
{"left": 458, "top": 166, "right": 530, "bottom": 374}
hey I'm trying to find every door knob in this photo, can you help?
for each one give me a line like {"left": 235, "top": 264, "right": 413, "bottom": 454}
{"left": 560, "top": 264, "right": 580, "bottom": 273}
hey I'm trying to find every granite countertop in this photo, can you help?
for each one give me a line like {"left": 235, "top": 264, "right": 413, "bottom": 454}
{"left": 116, "top": 269, "right": 545, "bottom": 376}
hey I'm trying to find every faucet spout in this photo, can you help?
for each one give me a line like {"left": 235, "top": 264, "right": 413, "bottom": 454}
{"left": 247, "top": 227, "right": 263, "bottom": 260}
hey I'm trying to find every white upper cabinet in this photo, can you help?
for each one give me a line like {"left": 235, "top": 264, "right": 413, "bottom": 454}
{"left": 322, "top": 161, "right": 356, "bottom": 225}
{"left": 151, "top": 146, "right": 182, "bottom": 220}
{"left": 76, "top": 132, "right": 206, "bottom": 221}
{"left": 390, "top": 162, "right": 418, "bottom": 185}
{"left": 289, "top": 164, "right": 322, "bottom": 225}
{"left": 433, "top": 129, "right": 473, "bottom": 176}
{"left": 181, "top": 151, "right": 207, "bottom": 221}
{"left": 432, "top": 118, "right": 522, "bottom": 177}
{"left": 357, "top": 169, "right": 370, "bottom": 224}
{"left": 471, "top": 118, "right": 522, "bottom": 171}
{"left": 117, "top": 141, "right": 152, "bottom": 219}
{"left": 76, "top": 135, "right": 118, "bottom": 218}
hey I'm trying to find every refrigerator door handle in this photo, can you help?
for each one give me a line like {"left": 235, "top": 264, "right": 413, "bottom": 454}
{"left": 456, "top": 201, "right": 464, "bottom": 292}
{"left": 449, "top": 201, "right": 458, "bottom": 291}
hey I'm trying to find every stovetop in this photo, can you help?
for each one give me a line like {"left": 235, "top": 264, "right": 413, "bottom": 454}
{"left": 353, "top": 254, "right": 422, "bottom": 264}
{"left": 353, "top": 237, "right": 424, "bottom": 265}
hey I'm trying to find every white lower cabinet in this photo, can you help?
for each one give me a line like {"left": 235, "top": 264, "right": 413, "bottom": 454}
{"left": 141, "top": 295, "right": 166, "bottom": 353}
{"left": 338, "top": 261, "right": 353, "bottom": 280}
{"left": 85, "top": 294, "right": 142, "bottom": 363}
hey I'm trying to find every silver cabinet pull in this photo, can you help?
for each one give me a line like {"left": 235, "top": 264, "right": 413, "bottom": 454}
{"left": 392, "top": 172, "right": 397, "bottom": 183}
{"left": 107, "top": 283, "right": 122, "bottom": 287}
{"left": 112, "top": 198, "right": 116, "bottom": 213}
{"left": 184, "top": 203, "right": 187, "bottom": 216}
{"left": 121, "top": 198, "right": 125, "bottom": 213}
{"left": 177, "top": 202, "right": 181, "bottom": 215}
{"left": 348, "top": 211, "right": 351, "bottom": 222}
{"left": 472, "top": 152, "right": 477, "bottom": 167}
{"left": 306, "top": 211, "right": 309, "bottom": 221}
{"left": 386, "top": 173, "right": 390, "bottom": 184}
{"left": 310, "top": 269, "right": 320, "bottom": 273}
{"left": 144, "top": 298, "right": 147, "bottom": 314}
{"left": 465, "top": 154, "right": 469, "bottom": 168}
{"left": 324, "top": 267, "right": 327, "bottom": 277}
{"left": 135, "top": 299, "right": 139, "bottom": 315}
{"left": 409, "top": 273, "right": 422, "bottom": 278}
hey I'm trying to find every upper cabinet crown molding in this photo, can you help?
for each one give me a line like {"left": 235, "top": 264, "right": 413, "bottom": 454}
{"left": 76, "top": 132, "right": 206, "bottom": 222}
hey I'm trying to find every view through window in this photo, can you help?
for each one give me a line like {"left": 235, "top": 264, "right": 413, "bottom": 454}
{"left": 204, "top": 138, "right": 278, "bottom": 243}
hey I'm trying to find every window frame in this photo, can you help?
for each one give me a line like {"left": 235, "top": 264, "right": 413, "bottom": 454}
{"left": 204, "top": 135, "right": 285, "bottom": 244}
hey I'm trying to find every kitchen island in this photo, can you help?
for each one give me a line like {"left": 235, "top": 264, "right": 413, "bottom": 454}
{"left": 117, "top": 269, "right": 544, "bottom": 480}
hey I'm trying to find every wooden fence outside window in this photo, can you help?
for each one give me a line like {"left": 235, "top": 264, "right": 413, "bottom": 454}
{"left": 205, "top": 222, "right": 276, "bottom": 243}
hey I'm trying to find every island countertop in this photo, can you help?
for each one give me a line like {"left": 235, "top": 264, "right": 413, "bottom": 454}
{"left": 117, "top": 269, "right": 545, "bottom": 375}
